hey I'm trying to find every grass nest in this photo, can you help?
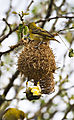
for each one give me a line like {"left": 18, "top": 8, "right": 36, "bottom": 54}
{"left": 18, "top": 41, "right": 56, "bottom": 94}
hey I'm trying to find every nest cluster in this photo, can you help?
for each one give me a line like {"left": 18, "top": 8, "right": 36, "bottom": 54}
{"left": 18, "top": 41, "right": 56, "bottom": 94}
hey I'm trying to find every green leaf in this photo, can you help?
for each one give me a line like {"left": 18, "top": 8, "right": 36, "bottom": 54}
{"left": 65, "top": 32, "right": 72, "bottom": 43}
{"left": 16, "top": 30, "right": 21, "bottom": 41}
{"left": 12, "top": 11, "right": 17, "bottom": 14}
{"left": 32, "top": 6, "right": 38, "bottom": 15}
{"left": 1, "top": 61, "right": 4, "bottom": 66}
{"left": 18, "top": 24, "right": 23, "bottom": 33}
{"left": 59, "top": 75, "right": 62, "bottom": 80}
{"left": 22, "top": 12, "right": 29, "bottom": 16}
{"left": 61, "top": 91, "right": 67, "bottom": 97}
{"left": 70, "top": 95, "right": 74, "bottom": 100}
{"left": 69, "top": 48, "right": 74, "bottom": 57}
{"left": 24, "top": 26, "right": 28, "bottom": 35}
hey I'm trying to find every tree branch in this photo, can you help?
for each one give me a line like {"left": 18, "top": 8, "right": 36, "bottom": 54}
{"left": 62, "top": 104, "right": 74, "bottom": 120}
{"left": 0, "top": 0, "right": 12, "bottom": 38}
{"left": 36, "top": 15, "right": 74, "bottom": 23}
{"left": 0, "top": 26, "right": 18, "bottom": 43}
{"left": 57, "top": 26, "right": 74, "bottom": 34}
{"left": 26, "top": 0, "right": 34, "bottom": 11}
{"left": 3, "top": 18, "right": 12, "bottom": 32}
{"left": 0, "top": 70, "right": 20, "bottom": 106}
{"left": 41, "top": 0, "right": 54, "bottom": 28}
{"left": 0, "top": 42, "right": 22, "bottom": 58}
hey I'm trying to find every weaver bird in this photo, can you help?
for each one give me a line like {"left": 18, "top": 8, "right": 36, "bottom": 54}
{"left": 25, "top": 81, "right": 41, "bottom": 100}
{"left": 28, "top": 22, "right": 60, "bottom": 43}
{"left": 2, "top": 108, "right": 25, "bottom": 120}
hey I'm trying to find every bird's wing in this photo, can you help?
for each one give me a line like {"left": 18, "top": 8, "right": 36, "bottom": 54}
{"left": 31, "top": 28, "right": 60, "bottom": 43}
{"left": 32, "top": 28, "right": 54, "bottom": 38}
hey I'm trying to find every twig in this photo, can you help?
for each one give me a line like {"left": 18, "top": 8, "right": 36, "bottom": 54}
{"left": 4, "top": 70, "right": 20, "bottom": 97}
{"left": 49, "top": 0, "right": 66, "bottom": 33}
{"left": 0, "top": 26, "right": 18, "bottom": 43}
{"left": 57, "top": 26, "right": 74, "bottom": 33}
{"left": 0, "top": 70, "right": 20, "bottom": 106}
{"left": 41, "top": 0, "right": 54, "bottom": 28}
{"left": 26, "top": 0, "right": 34, "bottom": 11}
{"left": 50, "top": 19, "right": 58, "bottom": 32}
{"left": 36, "top": 15, "right": 74, "bottom": 24}
{"left": 0, "top": 42, "right": 22, "bottom": 58}
{"left": 59, "top": 12, "right": 74, "bottom": 15}
{"left": 58, "top": 0, "right": 66, "bottom": 8}
{"left": 62, "top": 104, "right": 74, "bottom": 120}
{"left": 0, "top": 0, "right": 12, "bottom": 38}
{"left": 49, "top": 111, "right": 57, "bottom": 119}
{"left": 3, "top": 18, "right": 12, "bottom": 32}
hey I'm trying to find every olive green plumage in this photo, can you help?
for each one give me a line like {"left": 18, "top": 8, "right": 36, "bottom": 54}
{"left": 28, "top": 22, "right": 59, "bottom": 43}
{"left": 2, "top": 108, "right": 25, "bottom": 120}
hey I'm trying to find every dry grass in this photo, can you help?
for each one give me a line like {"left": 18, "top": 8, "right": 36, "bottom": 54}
{"left": 18, "top": 41, "right": 56, "bottom": 94}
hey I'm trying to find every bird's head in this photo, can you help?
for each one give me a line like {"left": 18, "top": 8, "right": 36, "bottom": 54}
{"left": 28, "top": 22, "right": 36, "bottom": 29}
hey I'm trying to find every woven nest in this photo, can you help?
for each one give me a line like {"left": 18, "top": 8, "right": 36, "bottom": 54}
{"left": 18, "top": 41, "right": 56, "bottom": 94}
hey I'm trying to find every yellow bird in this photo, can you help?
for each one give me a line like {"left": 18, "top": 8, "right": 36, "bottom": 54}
{"left": 25, "top": 81, "right": 41, "bottom": 100}
{"left": 28, "top": 22, "right": 59, "bottom": 43}
{"left": 2, "top": 108, "right": 25, "bottom": 120}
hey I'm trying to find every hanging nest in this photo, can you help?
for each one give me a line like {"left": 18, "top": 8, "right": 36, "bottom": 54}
{"left": 18, "top": 41, "right": 56, "bottom": 94}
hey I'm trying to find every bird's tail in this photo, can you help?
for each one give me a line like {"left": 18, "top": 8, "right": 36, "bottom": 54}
{"left": 50, "top": 38, "right": 60, "bottom": 43}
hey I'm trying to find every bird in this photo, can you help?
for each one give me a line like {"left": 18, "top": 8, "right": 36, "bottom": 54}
{"left": 2, "top": 108, "right": 25, "bottom": 120}
{"left": 25, "top": 81, "right": 41, "bottom": 100}
{"left": 28, "top": 22, "right": 60, "bottom": 44}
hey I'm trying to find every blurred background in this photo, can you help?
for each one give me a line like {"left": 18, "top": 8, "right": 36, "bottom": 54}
{"left": 0, "top": 0, "right": 74, "bottom": 120}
